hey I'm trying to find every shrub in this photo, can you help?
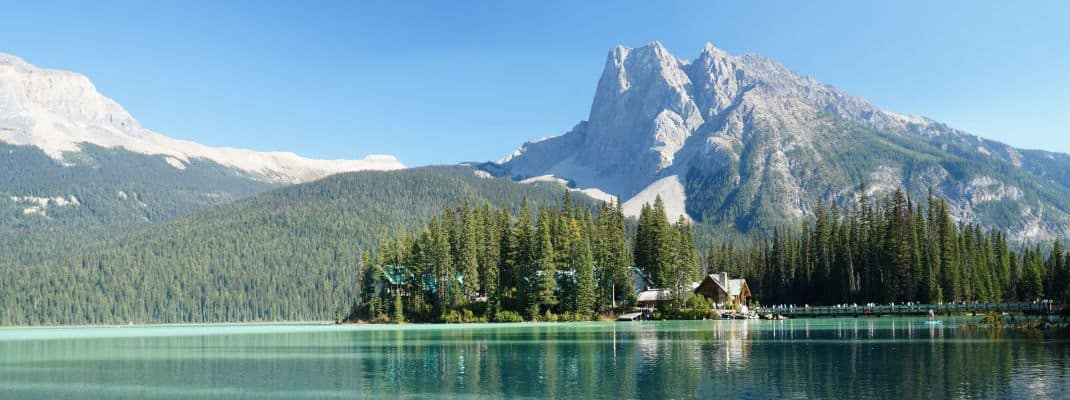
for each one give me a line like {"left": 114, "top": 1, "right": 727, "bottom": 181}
{"left": 442, "top": 309, "right": 479, "bottom": 323}
{"left": 558, "top": 312, "right": 590, "bottom": 322}
{"left": 493, "top": 310, "right": 524, "bottom": 323}
{"left": 650, "top": 295, "right": 719, "bottom": 320}
{"left": 540, "top": 310, "right": 559, "bottom": 322}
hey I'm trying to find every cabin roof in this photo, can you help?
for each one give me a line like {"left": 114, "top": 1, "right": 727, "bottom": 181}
{"left": 637, "top": 289, "right": 672, "bottom": 302}
{"left": 701, "top": 273, "right": 748, "bottom": 296}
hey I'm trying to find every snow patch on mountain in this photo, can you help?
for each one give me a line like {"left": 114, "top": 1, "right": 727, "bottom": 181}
{"left": 0, "top": 53, "right": 404, "bottom": 183}
{"left": 622, "top": 175, "right": 691, "bottom": 222}
{"left": 10, "top": 194, "right": 80, "bottom": 217}
{"left": 519, "top": 174, "right": 568, "bottom": 185}
{"left": 164, "top": 157, "right": 186, "bottom": 170}
{"left": 515, "top": 174, "right": 619, "bottom": 204}
{"left": 574, "top": 187, "right": 617, "bottom": 204}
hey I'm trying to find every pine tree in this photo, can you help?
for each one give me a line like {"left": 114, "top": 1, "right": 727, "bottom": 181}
{"left": 571, "top": 218, "right": 596, "bottom": 317}
{"left": 937, "top": 200, "right": 960, "bottom": 301}
{"left": 813, "top": 200, "right": 832, "bottom": 302}
{"left": 1048, "top": 239, "right": 1066, "bottom": 301}
{"left": 431, "top": 217, "right": 456, "bottom": 313}
{"left": 910, "top": 204, "right": 926, "bottom": 302}
{"left": 1022, "top": 246, "right": 1045, "bottom": 300}
{"left": 480, "top": 204, "right": 502, "bottom": 314}
{"left": 602, "top": 199, "right": 631, "bottom": 308}
{"left": 459, "top": 205, "right": 481, "bottom": 298}
{"left": 633, "top": 202, "right": 655, "bottom": 286}
{"left": 534, "top": 208, "right": 558, "bottom": 316}
{"left": 652, "top": 196, "right": 676, "bottom": 289}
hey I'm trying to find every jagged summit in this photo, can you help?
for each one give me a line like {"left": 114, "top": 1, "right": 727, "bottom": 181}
{"left": 490, "top": 42, "right": 1070, "bottom": 240}
{"left": 0, "top": 53, "right": 403, "bottom": 183}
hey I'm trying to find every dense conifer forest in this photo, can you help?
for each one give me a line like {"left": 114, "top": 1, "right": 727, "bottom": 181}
{"left": 711, "top": 185, "right": 1070, "bottom": 307}
{"left": 0, "top": 142, "right": 275, "bottom": 266}
{"left": 0, "top": 166, "right": 599, "bottom": 325}
{"left": 353, "top": 187, "right": 1070, "bottom": 323}
{"left": 349, "top": 193, "right": 699, "bottom": 323}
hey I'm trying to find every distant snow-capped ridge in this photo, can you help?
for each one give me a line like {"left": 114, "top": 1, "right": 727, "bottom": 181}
{"left": 0, "top": 53, "right": 403, "bottom": 183}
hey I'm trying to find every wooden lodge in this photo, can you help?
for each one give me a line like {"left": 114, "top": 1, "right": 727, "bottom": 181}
{"left": 633, "top": 271, "right": 751, "bottom": 310}
{"left": 694, "top": 272, "right": 751, "bottom": 308}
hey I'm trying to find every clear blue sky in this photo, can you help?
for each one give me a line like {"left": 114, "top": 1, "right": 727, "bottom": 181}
{"left": 2, "top": 1, "right": 1068, "bottom": 165}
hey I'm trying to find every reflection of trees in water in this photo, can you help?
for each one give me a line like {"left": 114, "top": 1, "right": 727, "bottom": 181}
{"left": 330, "top": 322, "right": 1069, "bottom": 398}
{"left": 6, "top": 322, "right": 1064, "bottom": 398}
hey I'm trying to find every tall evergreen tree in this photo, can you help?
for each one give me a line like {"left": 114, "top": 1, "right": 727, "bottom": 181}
{"left": 571, "top": 218, "right": 596, "bottom": 317}
{"left": 533, "top": 208, "right": 558, "bottom": 316}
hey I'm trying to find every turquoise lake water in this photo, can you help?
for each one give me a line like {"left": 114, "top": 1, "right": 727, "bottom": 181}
{"left": 0, "top": 318, "right": 1067, "bottom": 399}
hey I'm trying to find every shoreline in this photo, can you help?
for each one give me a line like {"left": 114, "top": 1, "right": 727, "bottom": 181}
{"left": 4, "top": 310, "right": 1059, "bottom": 330}
{"left": 0, "top": 320, "right": 337, "bottom": 330}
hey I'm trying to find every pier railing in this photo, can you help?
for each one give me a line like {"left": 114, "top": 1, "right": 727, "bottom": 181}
{"left": 763, "top": 302, "right": 1054, "bottom": 317}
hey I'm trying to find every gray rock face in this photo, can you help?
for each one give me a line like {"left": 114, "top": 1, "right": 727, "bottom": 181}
{"left": 491, "top": 42, "right": 1070, "bottom": 240}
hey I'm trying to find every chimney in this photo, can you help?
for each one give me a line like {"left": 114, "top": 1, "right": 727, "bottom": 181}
{"left": 720, "top": 272, "right": 729, "bottom": 286}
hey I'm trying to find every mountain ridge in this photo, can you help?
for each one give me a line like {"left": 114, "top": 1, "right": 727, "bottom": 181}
{"left": 0, "top": 52, "right": 404, "bottom": 184}
{"left": 488, "top": 41, "right": 1070, "bottom": 241}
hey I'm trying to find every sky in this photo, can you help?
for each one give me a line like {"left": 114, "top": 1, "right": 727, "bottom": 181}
{"left": 2, "top": 1, "right": 1068, "bottom": 166}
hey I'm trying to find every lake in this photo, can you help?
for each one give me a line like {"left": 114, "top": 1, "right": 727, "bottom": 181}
{"left": 0, "top": 318, "right": 1067, "bottom": 399}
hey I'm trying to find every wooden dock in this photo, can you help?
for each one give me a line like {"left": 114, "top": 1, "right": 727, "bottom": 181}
{"left": 763, "top": 302, "right": 1054, "bottom": 318}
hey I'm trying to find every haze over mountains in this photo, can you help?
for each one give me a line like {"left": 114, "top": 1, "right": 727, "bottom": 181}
{"left": 487, "top": 42, "right": 1070, "bottom": 241}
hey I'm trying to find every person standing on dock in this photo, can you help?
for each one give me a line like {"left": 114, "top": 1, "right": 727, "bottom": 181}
{"left": 928, "top": 309, "right": 935, "bottom": 321}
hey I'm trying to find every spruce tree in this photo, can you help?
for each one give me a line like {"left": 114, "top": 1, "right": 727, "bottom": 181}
{"left": 572, "top": 218, "right": 596, "bottom": 317}
{"left": 459, "top": 205, "right": 481, "bottom": 298}
{"left": 534, "top": 208, "right": 558, "bottom": 316}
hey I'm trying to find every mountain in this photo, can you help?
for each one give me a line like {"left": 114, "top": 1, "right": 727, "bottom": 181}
{"left": 0, "top": 165, "right": 601, "bottom": 325}
{"left": 0, "top": 53, "right": 404, "bottom": 264}
{"left": 0, "top": 53, "right": 403, "bottom": 182}
{"left": 486, "top": 42, "right": 1070, "bottom": 241}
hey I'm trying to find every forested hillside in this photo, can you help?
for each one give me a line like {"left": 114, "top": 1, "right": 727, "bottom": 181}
{"left": 0, "top": 142, "right": 275, "bottom": 265}
{"left": 0, "top": 165, "right": 600, "bottom": 325}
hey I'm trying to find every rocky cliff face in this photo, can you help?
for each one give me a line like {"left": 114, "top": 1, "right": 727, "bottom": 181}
{"left": 490, "top": 42, "right": 1070, "bottom": 240}
{"left": 0, "top": 53, "right": 403, "bottom": 183}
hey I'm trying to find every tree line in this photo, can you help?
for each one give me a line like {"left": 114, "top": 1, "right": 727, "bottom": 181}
{"left": 709, "top": 186, "right": 1070, "bottom": 306}
{"left": 354, "top": 185, "right": 1070, "bottom": 324}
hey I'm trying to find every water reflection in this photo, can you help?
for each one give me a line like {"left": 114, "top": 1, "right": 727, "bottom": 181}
{"left": 0, "top": 319, "right": 1067, "bottom": 399}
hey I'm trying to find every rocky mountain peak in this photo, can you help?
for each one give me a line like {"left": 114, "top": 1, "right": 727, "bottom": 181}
{"left": 490, "top": 41, "right": 1070, "bottom": 240}
{"left": 0, "top": 52, "right": 403, "bottom": 183}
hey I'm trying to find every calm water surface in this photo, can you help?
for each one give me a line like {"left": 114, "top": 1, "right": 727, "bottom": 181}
{"left": 1, "top": 318, "right": 1068, "bottom": 399}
